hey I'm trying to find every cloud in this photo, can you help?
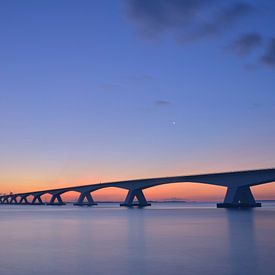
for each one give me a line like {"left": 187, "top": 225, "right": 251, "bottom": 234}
{"left": 126, "top": 0, "right": 275, "bottom": 69}
{"left": 188, "top": 3, "right": 254, "bottom": 40}
{"left": 230, "top": 33, "right": 263, "bottom": 56}
{"left": 127, "top": 0, "right": 215, "bottom": 35}
{"left": 127, "top": 0, "right": 254, "bottom": 41}
{"left": 261, "top": 38, "right": 275, "bottom": 66}
{"left": 155, "top": 100, "right": 171, "bottom": 107}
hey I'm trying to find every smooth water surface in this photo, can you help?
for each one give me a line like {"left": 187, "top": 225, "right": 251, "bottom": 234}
{"left": 1, "top": 202, "right": 275, "bottom": 275}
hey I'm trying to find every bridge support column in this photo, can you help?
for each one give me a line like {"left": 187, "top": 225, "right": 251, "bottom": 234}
{"left": 120, "top": 189, "right": 151, "bottom": 207}
{"left": 19, "top": 195, "right": 30, "bottom": 205}
{"left": 47, "top": 194, "right": 66, "bottom": 205}
{"left": 10, "top": 196, "right": 18, "bottom": 204}
{"left": 74, "top": 192, "right": 97, "bottom": 206}
{"left": 217, "top": 186, "right": 261, "bottom": 208}
{"left": 2, "top": 197, "right": 9, "bottom": 204}
{"left": 32, "top": 195, "right": 44, "bottom": 205}
{"left": 3, "top": 197, "right": 9, "bottom": 204}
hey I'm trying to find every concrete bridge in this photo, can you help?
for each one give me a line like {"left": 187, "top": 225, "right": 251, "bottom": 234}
{"left": 1, "top": 168, "right": 275, "bottom": 208}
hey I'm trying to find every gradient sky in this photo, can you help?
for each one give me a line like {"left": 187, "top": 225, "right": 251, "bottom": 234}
{"left": 1, "top": 0, "right": 275, "bottom": 201}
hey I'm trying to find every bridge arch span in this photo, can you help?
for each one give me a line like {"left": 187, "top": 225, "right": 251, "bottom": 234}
{"left": 73, "top": 186, "right": 129, "bottom": 206}
{"left": 141, "top": 181, "right": 226, "bottom": 202}
{"left": 90, "top": 186, "right": 128, "bottom": 202}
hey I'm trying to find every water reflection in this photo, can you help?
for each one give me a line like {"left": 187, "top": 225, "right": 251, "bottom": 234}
{"left": 0, "top": 204, "right": 275, "bottom": 275}
{"left": 126, "top": 209, "right": 147, "bottom": 274}
{"left": 225, "top": 209, "right": 259, "bottom": 274}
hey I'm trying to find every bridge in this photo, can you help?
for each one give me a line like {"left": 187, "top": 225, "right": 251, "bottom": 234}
{"left": 1, "top": 168, "right": 275, "bottom": 208}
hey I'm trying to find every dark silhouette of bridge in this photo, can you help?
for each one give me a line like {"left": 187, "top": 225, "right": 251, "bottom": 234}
{"left": 1, "top": 168, "right": 275, "bottom": 208}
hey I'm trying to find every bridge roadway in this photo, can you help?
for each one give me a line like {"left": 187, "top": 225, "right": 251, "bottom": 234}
{"left": 1, "top": 168, "right": 275, "bottom": 208}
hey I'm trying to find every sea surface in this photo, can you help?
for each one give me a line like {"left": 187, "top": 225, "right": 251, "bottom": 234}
{"left": 1, "top": 202, "right": 275, "bottom": 275}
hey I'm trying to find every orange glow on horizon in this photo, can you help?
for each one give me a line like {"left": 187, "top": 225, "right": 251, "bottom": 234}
{"left": 1, "top": 163, "right": 275, "bottom": 201}
{"left": 1, "top": 175, "right": 275, "bottom": 202}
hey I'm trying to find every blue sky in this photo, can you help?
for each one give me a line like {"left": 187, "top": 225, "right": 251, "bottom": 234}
{"left": 0, "top": 0, "right": 275, "bottom": 195}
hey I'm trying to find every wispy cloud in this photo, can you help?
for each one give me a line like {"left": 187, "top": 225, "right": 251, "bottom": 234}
{"left": 127, "top": 0, "right": 214, "bottom": 36}
{"left": 230, "top": 32, "right": 263, "bottom": 56}
{"left": 186, "top": 2, "right": 255, "bottom": 41}
{"left": 127, "top": 0, "right": 254, "bottom": 41}
{"left": 155, "top": 100, "right": 171, "bottom": 107}
{"left": 126, "top": 0, "right": 275, "bottom": 69}
{"left": 261, "top": 38, "right": 275, "bottom": 66}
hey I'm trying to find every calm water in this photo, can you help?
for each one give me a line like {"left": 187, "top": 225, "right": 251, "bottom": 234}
{"left": 1, "top": 202, "right": 275, "bottom": 275}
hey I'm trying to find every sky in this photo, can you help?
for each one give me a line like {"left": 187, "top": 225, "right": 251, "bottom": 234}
{"left": 0, "top": 0, "right": 275, "bottom": 201}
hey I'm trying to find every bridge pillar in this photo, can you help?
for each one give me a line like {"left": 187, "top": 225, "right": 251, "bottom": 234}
{"left": 47, "top": 194, "right": 66, "bottom": 205}
{"left": 74, "top": 191, "right": 97, "bottom": 206}
{"left": 217, "top": 186, "right": 261, "bottom": 208}
{"left": 31, "top": 195, "right": 44, "bottom": 205}
{"left": 2, "top": 196, "right": 9, "bottom": 204}
{"left": 10, "top": 196, "right": 18, "bottom": 204}
{"left": 120, "top": 189, "right": 151, "bottom": 207}
{"left": 19, "top": 195, "right": 30, "bottom": 205}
